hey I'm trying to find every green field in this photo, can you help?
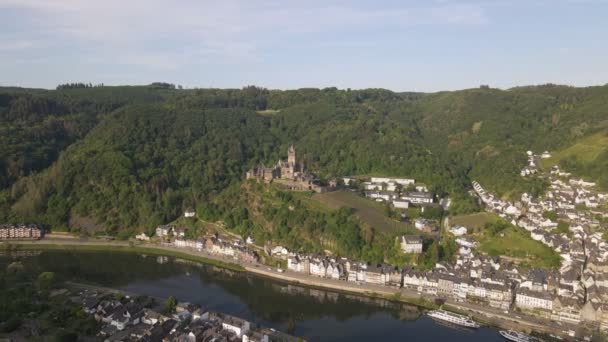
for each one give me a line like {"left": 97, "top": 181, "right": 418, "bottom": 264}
{"left": 478, "top": 227, "right": 561, "bottom": 269}
{"left": 312, "top": 190, "right": 412, "bottom": 234}
{"left": 451, "top": 212, "right": 561, "bottom": 268}
{"left": 450, "top": 212, "right": 499, "bottom": 232}
{"left": 541, "top": 132, "right": 608, "bottom": 168}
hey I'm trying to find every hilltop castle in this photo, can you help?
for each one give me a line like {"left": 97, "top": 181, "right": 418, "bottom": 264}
{"left": 246, "top": 145, "right": 334, "bottom": 193}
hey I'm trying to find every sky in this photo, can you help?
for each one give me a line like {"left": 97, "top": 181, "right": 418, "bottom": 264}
{"left": 0, "top": 0, "right": 607, "bottom": 92}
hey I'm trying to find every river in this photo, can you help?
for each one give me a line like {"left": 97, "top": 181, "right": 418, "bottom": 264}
{"left": 1, "top": 249, "right": 505, "bottom": 341}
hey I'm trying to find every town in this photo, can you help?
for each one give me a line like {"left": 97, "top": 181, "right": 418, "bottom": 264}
{"left": 471, "top": 161, "right": 608, "bottom": 330}
{"left": 149, "top": 149, "right": 608, "bottom": 338}
{"left": 4, "top": 148, "right": 608, "bottom": 340}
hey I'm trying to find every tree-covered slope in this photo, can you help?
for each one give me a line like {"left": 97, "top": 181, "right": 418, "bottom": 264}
{"left": 1, "top": 84, "right": 607, "bottom": 233}
{"left": 414, "top": 84, "right": 608, "bottom": 195}
{"left": 0, "top": 85, "right": 177, "bottom": 189}
{"left": 6, "top": 101, "right": 277, "bottom": 231}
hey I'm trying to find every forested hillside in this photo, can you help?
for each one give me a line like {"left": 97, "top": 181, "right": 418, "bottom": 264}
{"left": 415, "top": 85, "right": 608, "bottom": 196}
{"left": 1, "top": 83, "right": 607, "bottom": 237}
{"left": 0, "top": 86, "right": 174, "bottom": 188}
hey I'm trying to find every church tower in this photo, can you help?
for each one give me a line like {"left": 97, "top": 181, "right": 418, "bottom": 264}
{"left": 288, "top": 145, "right": 296, "bottom": 166}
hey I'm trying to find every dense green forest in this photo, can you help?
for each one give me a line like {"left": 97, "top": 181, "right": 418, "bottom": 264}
{"left": 1, "top": 83, "right": 607, "bottom": 247}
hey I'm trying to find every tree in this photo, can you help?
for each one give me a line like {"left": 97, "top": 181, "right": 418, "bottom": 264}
{"left": 542, "top": 211, "right": 558, "bottom": 221}
{"left": 0, "top": 317, "right": 22, "bottom": 333}
{"left": 395, "top": 183, "right": 403, "bottom": 194}
{"left": 485, "top": 220, "right": 509, "bottom": 236}
{"left": 405, "top": 184, "right": 417, "bottom": 192}
{"left": 165, "top": 296, "right": 177, "bottom": 313}
{"left": 556, "top": 221, "right": 570, "bottom": 235}
{"left": 384, "top": 202, "right": 393, "bottom": 218}
{"left": 439, "top": 238, "right": 457, "bottom": 263}
{"left": 6, "top": 261, "right": 24, "bottom": 275}
{"left": 421, "top": 206, "right": 443, "bottom": 220}
{"left": 54, "top": 330, "right": 78, "bottom": 342}
{"left": 2, "top": 242, "right": 13, "bottom": 253}
{"left": 419, "top": 241, "right": 439, "bottom": 270}
{"left": 37, "top": 271, "right": 56, "bottom": 291}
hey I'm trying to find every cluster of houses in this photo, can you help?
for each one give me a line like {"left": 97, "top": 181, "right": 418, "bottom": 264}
{"left": 352, "top": 177, "right": 434, "bottom": 209}
{"left": 0, "top": 223, "right": 44, "bottom": 240}
{"left": 154, "top": 226, "right": 260, "bottom": 264}
{"left": 521, "top": 150, "right": 551, "bottom": 177}
{"left": 283, "top": 242, "right": 513, "bottom": 311}
{"left": 76, "top": 290, "right": 299, "bottom": 341}
{"left": 284, "top": 235, "right": 424, "bottom": 286}
{"left": 413, "top": 218, "right": 440, "bottom": 234}
{"left": 287, "top": 254, "right": 404, "bottom": 287}
{"left": 472, "top": 165, "right": 608, "bottom": 330}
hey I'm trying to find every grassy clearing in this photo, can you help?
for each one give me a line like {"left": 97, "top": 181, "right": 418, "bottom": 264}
{"left": 290, "top": 190, "right": 333, "bottom": 213}
{"left": 451, "top": 212, "right": 561, "bottom": 268}
{"left": 477, "top": 227, "right": 561, "bottom": 269}
{"left": 450, "top": 212, "right": 499, "bottom": 231}
{"left": 255, "top": 109, "right": 281, "bottom": 116}
{"left": 169, "top": 216, "right": 211, "bottom": 230}
{"left": 1, "top": 243, "right": 245, "bottom": 272}
{"left": 541, "top": 132, "right": 608, "bottom": 168}
{"left": 312, "top": 190, "right": 411, "bottom": 234}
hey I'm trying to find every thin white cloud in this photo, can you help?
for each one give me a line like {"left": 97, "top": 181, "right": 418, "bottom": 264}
{"left": 0, "top": 0, "right": 488, "bottom": 70}
{"left": 0, "top": 39, "right": 35, "bottom": 51}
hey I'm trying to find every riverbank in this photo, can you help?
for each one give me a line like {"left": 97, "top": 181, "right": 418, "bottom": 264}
{"left": 1, "top": 240, "right": 244, "bottom": 272}
{"left": 1, "top": 239, "right": 574, "bottom": 340}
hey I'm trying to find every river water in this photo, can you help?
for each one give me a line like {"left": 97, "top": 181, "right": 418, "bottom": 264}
{"left": 1, "top": 250, "right": 505, "bottom": 341}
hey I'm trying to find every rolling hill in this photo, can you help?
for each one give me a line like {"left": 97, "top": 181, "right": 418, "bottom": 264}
{"left": 1, "top": 83, "right": 607, "bottom": 239}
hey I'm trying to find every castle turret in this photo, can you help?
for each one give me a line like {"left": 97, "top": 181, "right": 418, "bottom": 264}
{"left": 288, "top": 145, "right": 296, "bottom": 166}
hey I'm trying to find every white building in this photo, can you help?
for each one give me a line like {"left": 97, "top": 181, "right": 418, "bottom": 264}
{"left": 271, "top": 246, "right": 289, "bottom": 257}
{"left": 222, "top": 319, "right": 250, "bottom": 337}
{"left": 516, "top": 289, "right": 554, "bottom": 311}
{"left": 399, "top": 236, "right": 423, "bottom": 254}
{"left": 392, "top": 200, "right": 410, "bottom": 209}
{"left": 135, "top": 233, "right": 150, "bottom": 241}
{"left": 155, "top": 225, "right": 173, "bottom": 237}
{"left": 456, "top": 237, "right": 477, "bottom": 248}
{"left": 370, "top": 177, "right": 415, "bottom": 185}
{"left": 365, "top": 191, "right": 397, "bottom": 201}
{"left": 401, "top": 192, "right": 434, "bottom": 204}
{"left": 449, "top": 226, "right": 468, "bottom": 236}
{"left": 310, "top": 260, "right": 327, "bottom": 277}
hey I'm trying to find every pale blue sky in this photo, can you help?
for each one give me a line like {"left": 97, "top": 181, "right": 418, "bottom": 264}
{"left": 0, "top": 0, "right": 606, "bottom": 92}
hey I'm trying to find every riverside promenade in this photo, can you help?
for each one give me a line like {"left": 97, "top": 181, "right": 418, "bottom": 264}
{"left": 4, "top": 237, "right": 577, "bottom": 339}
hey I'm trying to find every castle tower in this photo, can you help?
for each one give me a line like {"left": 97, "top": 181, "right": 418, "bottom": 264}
{"left": 288, "top": 145, "right": 296, "bottom": 166}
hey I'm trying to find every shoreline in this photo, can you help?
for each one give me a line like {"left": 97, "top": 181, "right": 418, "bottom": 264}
{"left": 1, "top": 239, "right": 574, "bottom": 339}
{"left": 1, "top": 240, "right": 244, "bottom": 272}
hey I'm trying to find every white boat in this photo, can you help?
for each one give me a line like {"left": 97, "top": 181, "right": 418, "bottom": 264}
{"left": 499, "top": 330, "right": 542, "bottom": 342}
{"left": 427, "top": 309, "right": 480, "bottom": 328}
